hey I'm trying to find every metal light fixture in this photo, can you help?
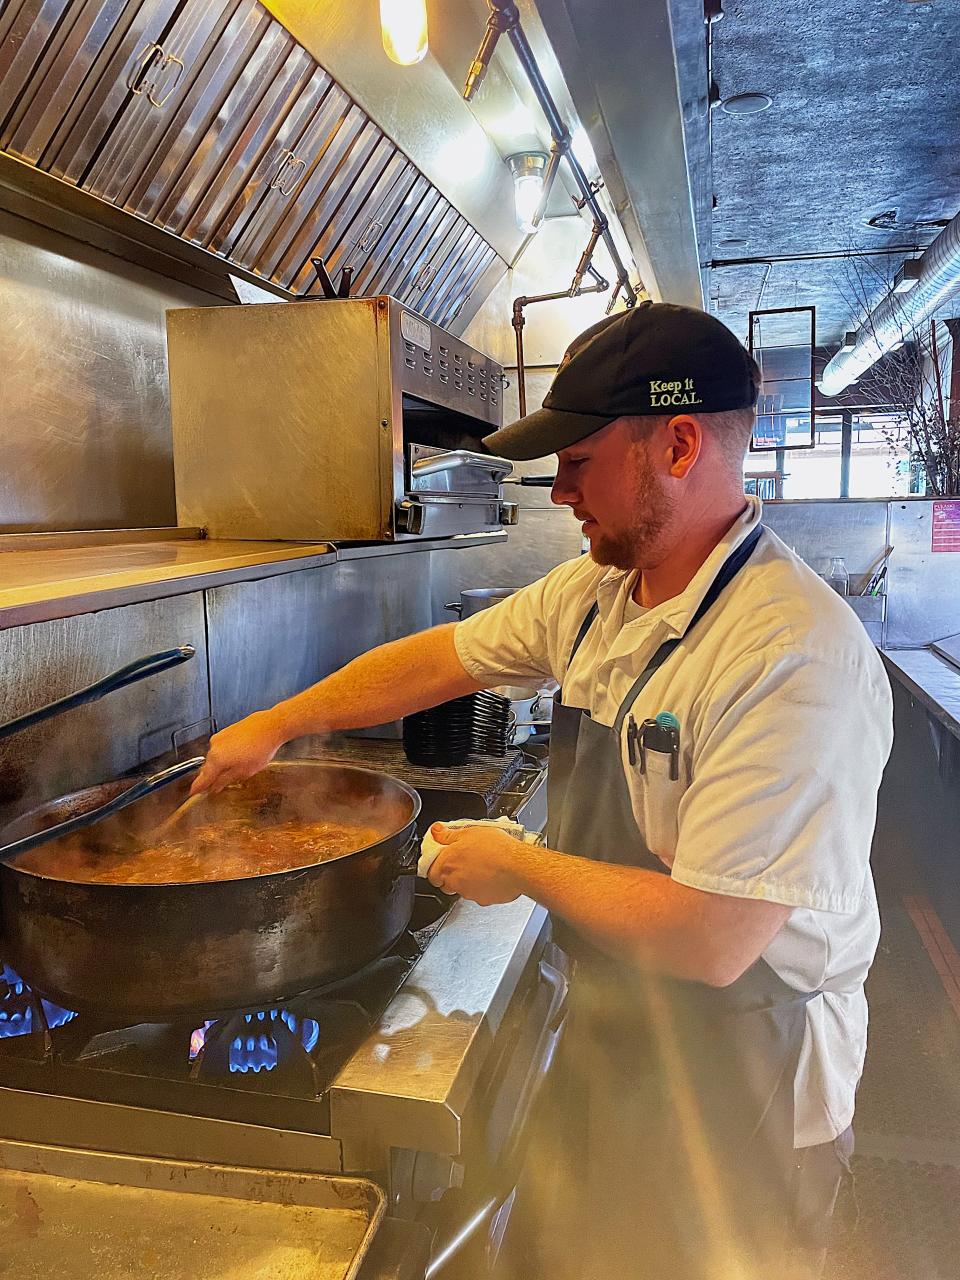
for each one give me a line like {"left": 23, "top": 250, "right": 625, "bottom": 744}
{"left": 380, "top": 0, "right": 428, "bottom": 66}
{"left": 840, "top": 331, "right": 857, "bottom": 353}
{"left": 507, "top": 151, "right": 548, "bottom": 235}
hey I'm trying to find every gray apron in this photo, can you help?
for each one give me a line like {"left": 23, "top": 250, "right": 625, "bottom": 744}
{"left": 522, "top": 527, "right": 827, "bottom": 1279}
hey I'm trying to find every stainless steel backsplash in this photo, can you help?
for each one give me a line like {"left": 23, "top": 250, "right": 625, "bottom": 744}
{"left": 0, "top": 210, "right": 219, "bottom": 533}
{"left": 0, "top": 595, "right": 210, "bottom": 822}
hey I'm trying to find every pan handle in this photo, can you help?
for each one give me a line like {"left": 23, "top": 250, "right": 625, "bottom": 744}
{"left": 0, "top": 646, "right": 196, "bottom": 742}
{"left": 398, "top": 831, "right": 421, "bottom": 876}
{"left": 0, "top": 757, "right": 205, "bottom": 864}
{"left": 443, "top": 602, "right": 463, "bottom": 617}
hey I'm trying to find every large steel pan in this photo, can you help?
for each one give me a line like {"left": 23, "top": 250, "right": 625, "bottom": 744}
{"left": 0, "top": 761, "right": 420, "bottom": 1020}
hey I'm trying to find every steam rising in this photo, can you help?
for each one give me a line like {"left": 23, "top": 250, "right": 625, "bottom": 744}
{"left": 8, "top": 761, "right": 416, "bottom": 886}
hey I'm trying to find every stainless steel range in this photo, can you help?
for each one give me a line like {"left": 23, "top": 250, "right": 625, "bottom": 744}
{"left": 0, "top": 746, "right": 563, "bottom": 1279}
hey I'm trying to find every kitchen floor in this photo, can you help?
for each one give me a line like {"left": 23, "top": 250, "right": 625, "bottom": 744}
{"left": 823, "top": 840, "right": 960, "bottom": 1280}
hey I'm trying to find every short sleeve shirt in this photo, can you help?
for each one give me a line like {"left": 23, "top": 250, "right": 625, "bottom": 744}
{"left": 454, "top": 497, "right": 894, "bottom": 1147}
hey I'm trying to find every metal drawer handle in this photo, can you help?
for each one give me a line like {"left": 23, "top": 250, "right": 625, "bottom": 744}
{"left": 0, "top": 646, "right": 196, "bottom": 742}
{"left": 356, "top": 217, "right": 384, "bottom": 252}
{"left": 413, "top": 263, "right": 438, "bottom": 292}
{"left": 128, "top": 44, "right": 184, "bottom": 108}
{"left": 128, "top": 43, "right": 165, "bottom": 97}
{"left": 150, "top": 53, "right": 184, "bottom": 108}
{"left": 410, "top": 449, "right": 512, "bottom": 479}
{"left": 269, "top": 149, "right": 306, "bottom": 197}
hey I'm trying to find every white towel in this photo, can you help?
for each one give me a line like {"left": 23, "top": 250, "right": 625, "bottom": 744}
{"left": 417, "top": 815, "right": 538, "bottom": 879}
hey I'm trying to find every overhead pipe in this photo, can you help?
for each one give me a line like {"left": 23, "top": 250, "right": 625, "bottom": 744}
{"left": 463, "top": 0, "right": 639, "bottom": 313}
{"left": 820, "top": 210, "right": 960, "bottom": 397}
{"left": 512, "top": 214, "right": 610, "bottom": 415}
{"left": 528, "top": 139, "right": 563, "bottom": 233}
{"left": 512, "top": 279, "right": 608, "bottom": 416}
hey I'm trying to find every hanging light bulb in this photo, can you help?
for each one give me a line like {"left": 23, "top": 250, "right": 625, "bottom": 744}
{"left": 507, "top": 152, "right": 548, "bottom": 235}
{"left": 380, "top": 0, "right": 429, "bottom": 66}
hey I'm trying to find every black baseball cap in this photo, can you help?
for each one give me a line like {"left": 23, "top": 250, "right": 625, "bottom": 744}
{"left": 483, "top": 301, "right": 760, "bottom": 461}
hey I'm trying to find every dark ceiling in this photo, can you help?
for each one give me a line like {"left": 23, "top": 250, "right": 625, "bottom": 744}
{"left": 707, "top": 0, "right": 960, "bottom": 348}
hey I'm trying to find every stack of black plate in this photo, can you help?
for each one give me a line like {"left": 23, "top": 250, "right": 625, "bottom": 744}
{"left": 403, "top": 695, "right": 477, "bottom": 767}
{"left": 471, "top": 690, "right": 512, "bottom": 756}
{"left": 403, "top": 692, "right": 511, "bottom": 767}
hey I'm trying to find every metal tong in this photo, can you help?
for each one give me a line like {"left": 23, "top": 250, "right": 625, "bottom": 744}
{"left": 0, "top": 757, "right": 206, "bottom": 863}
{"left": 860, "top": 546, "right": 894, "bottom": 597}
{"left": 0, "top": 644, "right": 204, "bottom": 862}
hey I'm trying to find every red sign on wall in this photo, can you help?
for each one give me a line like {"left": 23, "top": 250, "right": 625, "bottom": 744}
{"left": 931, "top": 500, "right": 960, "bottom": 553}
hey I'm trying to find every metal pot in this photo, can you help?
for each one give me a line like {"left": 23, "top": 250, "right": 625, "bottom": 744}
{"left": 0, "top": 761, "right": 420, "bottom": 1019}
{"left": 444, "top": 588, "right": 515, "bottom": 618}
{"left": 494, "top": 689, "right": 552, "bottom": 746}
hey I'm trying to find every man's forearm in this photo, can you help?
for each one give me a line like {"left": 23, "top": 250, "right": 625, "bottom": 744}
{"left": 266, "top": 623, "right": 485, "bottom": 744}
{"left": 512, "top": 847, "right": 725, "bottom": 982}
{"left": 508, "top": 845, "right": 790, "bottom": 987}
{"left": 191, "top": 624, "right": 489, "bottom": 795}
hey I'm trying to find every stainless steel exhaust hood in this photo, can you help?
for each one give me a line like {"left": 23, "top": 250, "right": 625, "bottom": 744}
{"left": 0, "top": 0, "right": 508, "bottom": 330}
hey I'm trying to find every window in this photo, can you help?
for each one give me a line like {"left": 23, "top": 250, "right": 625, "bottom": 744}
{"left": 744, "top": 414, "right": 914, "bottom": 498}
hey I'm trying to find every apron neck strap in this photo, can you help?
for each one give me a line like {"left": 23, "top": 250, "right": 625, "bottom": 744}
{"left": 684, "top": 523, "right": 763, "bottom": 635}
{"left": 566, "top": 601, "right": 600, "bottom": 668}
{"left": 612, "top": 524, "right": 764, "bottom": 732}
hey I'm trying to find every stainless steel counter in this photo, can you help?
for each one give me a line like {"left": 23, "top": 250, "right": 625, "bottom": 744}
{"left": 330, "top": 895, "right": 550, "bottom": 1171}
{"left": 0, "top": 530, "right": 505, "bottom": 629}
{"left": 881, "top": 648, "right": 960, "bottom": 742}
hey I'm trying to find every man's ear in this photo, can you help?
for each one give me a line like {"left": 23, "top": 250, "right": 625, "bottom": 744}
{"left": 665, "top": 415, "right": 703, "bottom": 478}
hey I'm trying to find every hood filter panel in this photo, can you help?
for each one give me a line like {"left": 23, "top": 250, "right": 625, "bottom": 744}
{"left": 0, "top": 0, "right": 505, "bottom": 330}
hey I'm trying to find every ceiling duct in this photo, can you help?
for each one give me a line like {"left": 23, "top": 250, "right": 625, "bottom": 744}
{"left": 820, "top": 210, "right": 960, "bottom": 397}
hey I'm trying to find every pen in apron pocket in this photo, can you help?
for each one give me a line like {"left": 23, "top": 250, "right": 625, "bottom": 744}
{"left": 626, "top": 712, "right": 680, "bottom": 779}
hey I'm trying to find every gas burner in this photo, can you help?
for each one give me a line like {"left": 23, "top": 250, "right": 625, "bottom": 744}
{"left": 189, "top": 1009, "right": 320, "bottom": 1073}
{"left": 185, "top": 963, "right": 403, "bottom": 1096}
{"left": 0, "top": 963, "right": 76, "bottom": 1038}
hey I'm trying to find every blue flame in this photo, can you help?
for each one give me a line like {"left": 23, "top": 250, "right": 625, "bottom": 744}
{"left": 189, "top": 1008, "right": 320, "bottom": 1073}
{"left": 0, "top": 963, "right": 77, "bottom": 1037}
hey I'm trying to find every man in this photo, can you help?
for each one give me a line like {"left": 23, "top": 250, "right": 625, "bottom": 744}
{"left": 192, "top": 303, "right": 892, "bottom": 1278}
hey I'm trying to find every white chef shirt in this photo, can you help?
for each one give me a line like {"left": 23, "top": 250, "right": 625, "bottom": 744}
{"left": 454, "top": 497, "right": 893, "bottom": 1147}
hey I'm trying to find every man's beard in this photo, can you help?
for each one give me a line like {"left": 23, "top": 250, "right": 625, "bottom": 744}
{"left": 588, "top": 452, "right": 675, "bottom": 571}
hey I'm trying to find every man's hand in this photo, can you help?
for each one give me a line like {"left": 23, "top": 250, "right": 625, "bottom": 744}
{"left": 190, "top": 711, "right": 287, "bottom": 795}
{"left": 426, "top": 823, "right": 534, "bottom": 906}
